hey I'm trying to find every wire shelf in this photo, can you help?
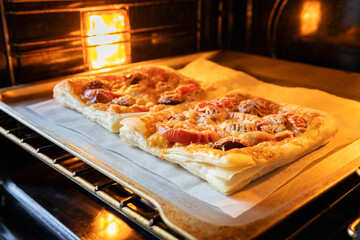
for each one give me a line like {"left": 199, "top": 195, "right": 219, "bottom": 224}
{"left": 0, "top": 110, "right": 184, "bottom": 240}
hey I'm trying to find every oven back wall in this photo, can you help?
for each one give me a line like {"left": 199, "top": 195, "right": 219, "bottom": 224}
{"left": 226, "top": 0, "right": 360, "bottom": 73}
{"left": 1, "top": 0, "right": 218, "bottom": 85}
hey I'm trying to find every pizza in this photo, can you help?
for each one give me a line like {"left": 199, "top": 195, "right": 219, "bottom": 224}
{"left": 53, "top": 65, "right": 208, "bottom": 132}
{"left": 119, "top": 90, "right": 338, "bottom": 194}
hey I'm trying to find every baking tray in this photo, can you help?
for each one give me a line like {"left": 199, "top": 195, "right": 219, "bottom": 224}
{"left": 1, "top": 51, "right": 360, "bottom": 239}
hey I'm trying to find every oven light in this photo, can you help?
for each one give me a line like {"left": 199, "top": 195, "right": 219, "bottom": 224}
{"left": 108, "top": 214, "right": 114, "bottom": 221}
{"left": 92, "top": 211, "right": 132, "bottom": 238}
{"left": 107, "top": 222, "right": 117, "bottom": 235}
{"left": 83, "top": 9, "right": 130, "bottom": 70}
{"left": 300, "top": 1, "right": 321, "bottom": 35}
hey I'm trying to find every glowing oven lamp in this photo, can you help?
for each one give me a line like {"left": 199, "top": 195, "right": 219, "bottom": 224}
{"left": 300, "top": 1, "right": 321, "bottom": 36}
{"left": 83, "top": 9, "right": 130, "bottom": 70}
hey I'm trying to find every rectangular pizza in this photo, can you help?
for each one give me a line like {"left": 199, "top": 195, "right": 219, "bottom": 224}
{"left": 119, "top": 90, "right": 338, "bottom": 194}
{"left": 53, "top": 63, "right": 338, "bottom": 195}
{"left": 53, "top": 65, "right": 215, "bottom": 132}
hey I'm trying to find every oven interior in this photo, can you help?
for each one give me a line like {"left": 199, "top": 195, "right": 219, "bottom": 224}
{"left": 1, "top": 112, "right": 359, "bottom": 239}
{"left": 1, "top": 0, "right": 360, "bottom": 239}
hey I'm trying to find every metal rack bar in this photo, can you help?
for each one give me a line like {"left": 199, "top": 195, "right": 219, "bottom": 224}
{"left": 36, "top": 144, "right": 58, "bottom": 153}
{"left": 53, "top": 154, "right": 74, "bottom": 164}
{"left": 72, "top": 166, "right": 95, "bottom": 177}
{"left": 0, "top": 111, "right": 183, "bottom": 240}
{"left": 149, "top": 214, "right": 162, "bottom": 227}
{"left": 94, "top": 180, "right": 115, "bottom": 191}
{"left": 347, "top": 217, "right": 359, "bottom": 239}
{"left": 120, "top": 194, "right": 140, "bottom": 208}
{"left": 6, "top": 125, "right": 27, "bottom": 133}
{"left": 20, "top": 134, "right": 42, "bottom": 143}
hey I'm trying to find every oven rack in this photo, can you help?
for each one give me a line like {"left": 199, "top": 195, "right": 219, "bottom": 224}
{"left": 0, "top": 110, "right": 185, "bottom": 240}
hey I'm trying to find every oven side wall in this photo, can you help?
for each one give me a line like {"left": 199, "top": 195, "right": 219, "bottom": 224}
{"left": 0, "top": 1, "right": 11, "bottom": 87}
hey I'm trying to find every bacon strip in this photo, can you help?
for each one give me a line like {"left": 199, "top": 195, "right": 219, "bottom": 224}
{"left": 194, "top": 97, "right": 237, "bottom": 111}
{"left": 178, "top": 83, "right": 198, "bottom": 95}
{"left": 158, "top": 83, "right": 199, "bottom": 105}
{"left": 158, "top": 123, "right": 220, "bottom": 145}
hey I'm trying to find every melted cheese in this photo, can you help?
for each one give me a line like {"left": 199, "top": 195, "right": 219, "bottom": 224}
{"left": 153, "top": 95, "right": 314, "bottom": 150}
{"left": 147, "top": 133, "right": 171, "bottom": 148}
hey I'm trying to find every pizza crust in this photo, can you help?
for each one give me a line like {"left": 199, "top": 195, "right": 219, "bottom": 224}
{"left": 120, "top": 110, "right": 337, "bottom": 194}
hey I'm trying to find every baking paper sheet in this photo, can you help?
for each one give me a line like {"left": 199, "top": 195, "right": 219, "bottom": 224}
{"left": 28, "top": 58, "right": 360, "bottom": 218}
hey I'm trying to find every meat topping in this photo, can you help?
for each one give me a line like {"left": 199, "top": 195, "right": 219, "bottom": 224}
{"left": 238, "top": 97, "right": 279, "bottom": 117}
{"left": 157, "top": 84, "right": 199, "bottom": 105}
{"left": 261, "top": 114, "right": 287, "bottom": 133}
{"left": 111, "top": 95, "right": 136, "bottom": 106}
{"left": 158, "top": 91, "right": 182, "bottom": 105}
{"left": 85, "top": 79, "right": 109, "bottom": 90}
{"left": 124, "top": 72, "right": 147, "bottom": 85}
{"left": 211, "top": 136, "right": 250, "bottom": 151}
{"left": 83, "top": 89, "right": 122, "bottom": 104}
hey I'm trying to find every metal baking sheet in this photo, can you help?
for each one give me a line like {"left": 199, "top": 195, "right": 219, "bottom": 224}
{"left": 1, "top": 51, "right": 360, "bottom": 239}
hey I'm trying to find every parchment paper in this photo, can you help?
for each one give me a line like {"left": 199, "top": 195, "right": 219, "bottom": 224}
{"left": 28, "top": 58, "right": 360, "bottom": 218}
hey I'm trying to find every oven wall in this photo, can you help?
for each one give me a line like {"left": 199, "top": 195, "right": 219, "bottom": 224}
{"left": 0, "top": 0, "right": 221, "bottom": 86}
{"left": 0, "top": 2, "right": 11, "bottom": 88}
{"left": 1, "top": 0, "right": 359, "bottom": 87}
{"left": 226, "top": 0, "right": 360, "bottom": 73}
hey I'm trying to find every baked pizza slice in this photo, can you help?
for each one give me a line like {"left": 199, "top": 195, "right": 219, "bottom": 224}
{"left": 119, "top": 90, "right": 338, "bottom": 194}
{"left": 53, "top": 65, "right": 208, "bottom": 132}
